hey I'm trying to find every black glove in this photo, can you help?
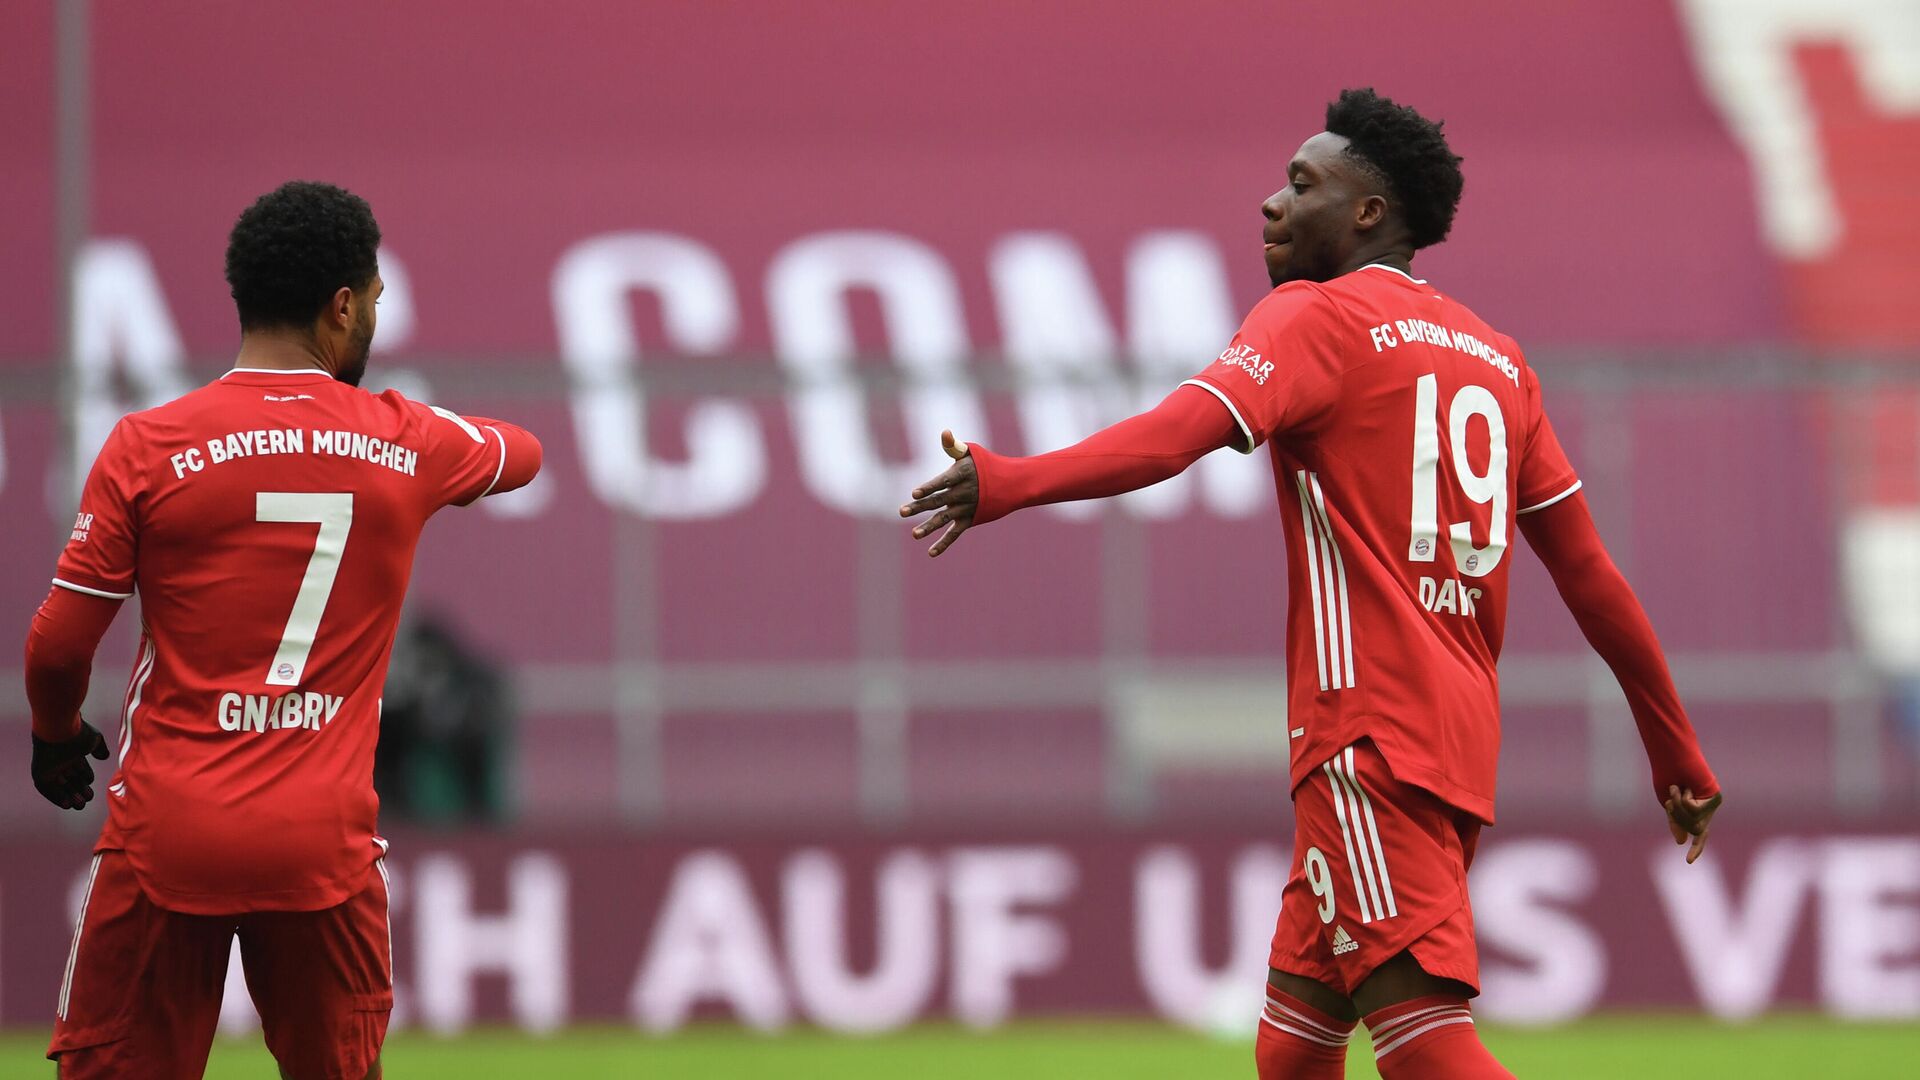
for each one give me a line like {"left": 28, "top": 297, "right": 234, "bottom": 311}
{"left": 31, "top": 719, "right": 110, "bottom": 810}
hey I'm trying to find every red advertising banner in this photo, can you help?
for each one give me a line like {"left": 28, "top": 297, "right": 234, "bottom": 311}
{"left": 4, "top": 826, "right": 1916, "bottom": 1033}
{"left": 0, "top": 0, "right": 1788, "bottom": 367}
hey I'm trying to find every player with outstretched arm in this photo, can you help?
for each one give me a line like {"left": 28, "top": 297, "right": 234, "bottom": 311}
{"left": 901, "top": 89, "right": 1722, "bottom": 1079}
{"left": 25, "top": 182, "right": 541, "bottom": 1079}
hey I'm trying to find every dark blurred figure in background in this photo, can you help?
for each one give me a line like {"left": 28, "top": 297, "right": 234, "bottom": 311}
{"left": 378, "top": 612, "right": 514, "bottom": 823}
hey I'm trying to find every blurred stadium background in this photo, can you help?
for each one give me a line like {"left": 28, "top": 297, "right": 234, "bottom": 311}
{"left": 4, "top": 1, "right": 1920, "bottom": 1076}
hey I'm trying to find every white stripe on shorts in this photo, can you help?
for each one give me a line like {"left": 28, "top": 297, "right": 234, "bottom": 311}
{"left": 58, "top": 854, "right": 103, "bottom": 1020}
{"left": 1322, "top": 760, "right": 1374, "bottom": 924}
{"left": 1334, "top": 746, "right": 1398, "bottom": 919}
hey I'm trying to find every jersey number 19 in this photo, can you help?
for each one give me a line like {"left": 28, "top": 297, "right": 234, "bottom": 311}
{"left": 1407, "top": 373, "right": 1507, "bottom": 578}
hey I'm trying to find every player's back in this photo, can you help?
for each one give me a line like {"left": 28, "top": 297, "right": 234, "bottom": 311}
{"left": 1189, "top": 265, "right": 1580, "bottom": 822}
{"left": 59, "top": 367, "right": 532, "bottom": 912}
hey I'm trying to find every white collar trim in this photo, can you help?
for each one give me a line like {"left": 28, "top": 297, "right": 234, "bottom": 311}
{"left": 221, "top": 367, "right": 332, "bottom": 379}
{"left": 1362, "top": 263, "right": 1429, "bottom": 285}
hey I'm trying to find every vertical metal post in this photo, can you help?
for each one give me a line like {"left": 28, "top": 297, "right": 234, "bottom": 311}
{"left": 1102, "top": 508, "right": 1153, "bottom": 820}
{"left": 53, "top": 0, "right": 91, "bottom": 499}
{"left": 50, "top": 0, "right": 93, "bottom": 838}
{"left": 856, "top": 515, "right": 908, "bottom": 825}
{"left": 614, "top": 499, "right": 663, "bottom": 824}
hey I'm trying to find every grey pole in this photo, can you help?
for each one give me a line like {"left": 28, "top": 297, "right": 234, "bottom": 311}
{"left": 53, "top": 0, "right": 91, "bottom": 507}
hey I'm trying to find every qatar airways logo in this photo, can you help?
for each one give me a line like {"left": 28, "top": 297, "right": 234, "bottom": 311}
{"left": 1216, "top": 343, "right": 1273, "bottom": 386}
{"left": 70, "top": 512, "right": 94, "bottom": 543}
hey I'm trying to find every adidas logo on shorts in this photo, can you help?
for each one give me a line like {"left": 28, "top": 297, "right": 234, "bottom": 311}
{"left": 1332, "top": 924, "right": 1359, "bottom": 956}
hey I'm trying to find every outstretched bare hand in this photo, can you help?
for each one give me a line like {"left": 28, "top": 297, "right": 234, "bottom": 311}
{"left": 1664, "top": 785, "right": 1722, "bottom": 865}
{"left": 899, "top": 430, "right": 978, "bottom": 557}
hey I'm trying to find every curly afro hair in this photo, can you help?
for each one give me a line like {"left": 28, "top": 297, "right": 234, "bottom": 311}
{"left": 1324, "top": 88, "right": 1464, "bottom": 250}
{"left": 225, "top": 181, "right": 381, "bottom": 332}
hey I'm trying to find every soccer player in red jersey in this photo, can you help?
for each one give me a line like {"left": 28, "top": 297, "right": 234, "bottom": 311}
{"left": 25, "top": 182, "right": 542, "bottom": 1079}
{"left": 902, "top": 89, "right": 1723, "bottom": 1078}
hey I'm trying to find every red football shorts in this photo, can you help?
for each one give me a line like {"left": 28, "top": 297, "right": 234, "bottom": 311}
{"left": 49, "top": 850, "right": 393, "bottom": 1080}
{"left": 1270, "top": 738, "right": 1483, "bottom": 996}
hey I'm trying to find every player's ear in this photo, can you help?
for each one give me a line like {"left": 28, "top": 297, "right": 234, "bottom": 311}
{"left": 327, "top": 286, "right": 355, "bottom": 329}
{"left": 1354, "top": 194, "right": 1388, "bottom": 232}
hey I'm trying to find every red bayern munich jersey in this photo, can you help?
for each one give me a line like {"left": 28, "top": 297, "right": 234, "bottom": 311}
{"left": 55, "top": 368, "right": 539, "bottom": 913}
{"left": 1186, "top": 264, "right": 1580, "bottom": 823}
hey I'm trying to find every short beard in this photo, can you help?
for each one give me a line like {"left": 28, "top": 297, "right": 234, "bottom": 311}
{"left": 335, "top": 314, "right": 374, "bottom": 387}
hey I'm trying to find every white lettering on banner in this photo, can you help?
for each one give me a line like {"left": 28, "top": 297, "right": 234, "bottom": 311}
{"left": 414, "top": 853, "right": 569, "bottom": 1033}
{"left": 783, "top": 850, "right": 941, "bottom": 1032}
{"left": 1679, "top": 0, "right": 1920, "bottom": 259}
{"left": 373, "top": 248, "right": 415, "bottom": 350}
{"left": 1653, "top": 840, "right": 1814, "bottom": 1020}
{"left": 946, "top": 847, "right": 1076, "bottom": 1028}
{"left": 1133, "top": 232, "right": 1265, "bottom": 517}
{"left": 1817, "top": 838, "right": 1920, "bottom": 1019}
{"left": 45, "top": 836, "right": 1920, "bottom": 1034}
{"left": 989, "top": 232, "right": 1134, "bottom": 522}
{"left": 52, "top": 228, "right": 1269, "bottom": 522}
{"left": 1133, "top": 845, "right": 1287, "bottom": 1032}
{"left": 988, "top": 231, "right": 1260, "bottom": 520}
{"left": 768, "top": 231, "right": 988, "bottom": 516}
{"left": 68, "top": 240, "right": 189, "bottom": 502}
{"left": 631, "top": 850, "right": 789, "bottom": 1031}
{"left": 1470, "top": 841, "right": 1606, "bottom": 1025}
{"left": 553, "top": 232, "right": 766, "bottom": 519}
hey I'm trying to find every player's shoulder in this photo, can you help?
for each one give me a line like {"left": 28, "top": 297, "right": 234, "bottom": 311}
{"left": 1440, "top": 292, "right": 1524, "bottom": 355}
{"left": 1456, "top": 300, "right": 1535, "bottom": 389}
{"left": 1244, "top": 279, "right": 1343, "bottom": 329}
{"left": 367, "top": 388, "right": 503, "bottom": 455}
{"left": 368, "top": 387, "right": 473, "bottom": 438}
{"left": 101, "top": 380, "right": 229, "bottom": 449}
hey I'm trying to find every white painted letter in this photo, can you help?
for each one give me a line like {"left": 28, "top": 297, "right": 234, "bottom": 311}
{"left": 947, "top": 847, "right": 1076, "bottom": 1027}
{"left": 1818, "top": 838, "right": 1920, "bottom": 1018}
{"left": 68, "top": 241, "right": 188, "bottom": 499}
{"left": 1134, "top": 845, "right": 1288, "bottom": 1031}
{"left": 413, "top": 853, "right": 569, "bottom": 1033}
{"left": 1472, "top": 841, "right": 1606, "bottom": 1024}
{"left": 784, "top": 849, "right": 940, "bottom": 1032}
{"left": 1652, "top": 839, "right": 1812, "bottom": 1019}
{"left": 553, "top": 232, "right": 765, "bottom": 519}
{"left": 768, "top": 231, "right": 986, "bottom": 515}
{"left": 631, "top": 850, "right": 788, "bottom": 1031}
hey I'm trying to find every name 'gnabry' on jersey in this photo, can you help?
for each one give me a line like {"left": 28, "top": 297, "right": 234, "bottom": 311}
{"left": 1183, "top": 265, "right": 1580, "bottom": 824}
{"left": 53, "top": 367, "right": 540, "bottom": 914}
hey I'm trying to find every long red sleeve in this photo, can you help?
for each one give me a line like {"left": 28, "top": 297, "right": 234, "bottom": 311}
{"left": 25, "top": 585, "right": 123, "bottom": 742}
{"left": 1518, "top": 492, "right": 1718, "bottom": 802}
{"left": 467, "top": 416, "right": 543, "bottom": 497}
{"left": 970, "top": 384, "right": 1243, "bottom": 524}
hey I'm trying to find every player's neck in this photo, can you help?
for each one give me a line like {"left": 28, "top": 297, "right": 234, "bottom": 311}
{"left": 1343, "top": 249, "right": 1414, "bottom": 277}
{"left": 233, "top": 331, "right": 338, "bottom": 377}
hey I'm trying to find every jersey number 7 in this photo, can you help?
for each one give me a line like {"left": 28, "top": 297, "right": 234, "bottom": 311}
{"left": 257, "top": 492, "right": 354, "bottom": 687}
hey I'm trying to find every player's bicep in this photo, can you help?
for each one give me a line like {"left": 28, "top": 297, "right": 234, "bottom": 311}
{"left": 54, "top": 420, "right": 141, "bottom": 599}
{"left": 1184, "top": 286, "right": 1343, "bottom": 449}
{"left": 1177, "top": 379, "right": 1258, "bottom": 453}
{"left": 1515, "top": 396, "right": 1581, "bottom": 516}
{"left": 419, "top": 403, "right": 541, "bottom": 507}
{"left": 471, "top": 418, "right": 543, "bottom": 498}
{"left": 1517, "top": 489, "right": 1608, "bottom": 584}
